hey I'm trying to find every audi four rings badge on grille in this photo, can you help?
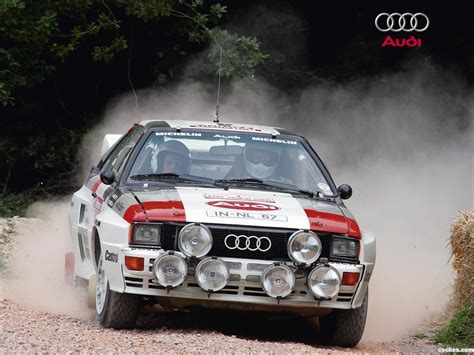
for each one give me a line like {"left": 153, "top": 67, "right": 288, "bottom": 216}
{"left": 224, "top": 234, "right": 272, "bottom": 252}
{"left": 375, "top": 13, "right": 429, "bottom": 32}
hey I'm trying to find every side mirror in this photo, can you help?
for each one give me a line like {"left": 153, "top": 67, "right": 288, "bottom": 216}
{"left": 100, "top": 169, "right": 116, "bottom": 185}
{"left": 338, "top": 184, "right": 353, "bottom": 200}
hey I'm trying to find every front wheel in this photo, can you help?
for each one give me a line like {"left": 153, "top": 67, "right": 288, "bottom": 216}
{"left": 319, "top": 290, "right": 369, "bottom": 347}
{"left": 96, "top": 254, "right": 140, "bottom": 329}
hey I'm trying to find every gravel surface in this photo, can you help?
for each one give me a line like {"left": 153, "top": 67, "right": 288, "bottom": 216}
{"left": 0, "top": 217, "right": 443, "bottom": 353}
{"left": 0, "top": 296, "right": 442, "bottom": 353}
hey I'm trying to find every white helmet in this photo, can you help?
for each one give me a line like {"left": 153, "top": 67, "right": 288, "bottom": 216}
{"left": 243, "top": 142, "right": 282, "bottom": 179}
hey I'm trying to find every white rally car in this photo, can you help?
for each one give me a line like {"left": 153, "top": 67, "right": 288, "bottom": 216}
{"left": 68, "top": 120, "right": 375, "bottom": 347}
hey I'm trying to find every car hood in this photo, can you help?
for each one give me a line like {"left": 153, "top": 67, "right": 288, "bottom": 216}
{"left": 113, "top": 186, "right": 360, "bottom": 237}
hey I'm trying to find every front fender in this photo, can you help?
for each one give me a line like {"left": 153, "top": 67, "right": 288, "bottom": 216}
{"left": 96, "top": 206, "right": 130, "bottom": 292}
{"left": 352, "top": 229, "right": 376, "bottom": 308}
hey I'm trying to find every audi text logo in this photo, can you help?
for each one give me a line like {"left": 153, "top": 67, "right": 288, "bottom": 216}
{"left": 375, "top": 13, "right": 429, "bottom": 32}
{"left": 224, "top": 234, "right": 272, "bottom": 252}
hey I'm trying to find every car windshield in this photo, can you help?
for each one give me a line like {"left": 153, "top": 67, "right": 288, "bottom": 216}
{"left": 127, "top": 130, "right": 334, "bottom": 196}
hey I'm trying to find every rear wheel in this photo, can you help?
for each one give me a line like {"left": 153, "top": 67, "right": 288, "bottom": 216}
{"left": 95, "top": 254, "right": 140, "bottom": 329}
{"left": 319, "top": 290, "right": 369, "bottom": 347}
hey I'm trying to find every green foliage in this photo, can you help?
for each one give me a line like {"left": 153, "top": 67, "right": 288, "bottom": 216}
{"left": 119, "top": 0, "right": 174, "bottom": 20}
{"left": 208, "top": 28, "right": 269, "bottom": 79}
{"left": 0, "top": 126, "right": 82, "bottom": 171}
{"left": 0, "top": 122, "right": 87, "bottom": 200}
{"left": 51, "top": 13, "right": 122, "bottom": 61}
{"left": 0, "top": 83, "right": 13, "bottom": 105}
{"left": 1, "top": 0, "right": 258, "bottom": 105}
{"left": 93, "top": 36, "right": 128, "bottom": 63}
{"left": 209, "top": 3, "right": 226, "bottom": 19}
{"left": 0, "top": 193, "right": 34, "bottom": 217}
{"left": 0, "top": 0, "right": 58, "bottom": 104}
{"left": 434, "top": 303, "right": 474, "bottom": 348}
{"left": 0, "top": 0, "right": 269, "bottom": 199}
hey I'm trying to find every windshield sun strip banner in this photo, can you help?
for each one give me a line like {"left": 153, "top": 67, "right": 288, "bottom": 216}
{"left": 164, "top": 120, "right": 280, "bottom": 135}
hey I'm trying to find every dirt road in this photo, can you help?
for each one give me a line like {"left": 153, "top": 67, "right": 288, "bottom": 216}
{"left": 0, "top": 296, "right": 442, "bottom": 353}
{"left": 0, "top": 217, "right": 443, "bottom": 353}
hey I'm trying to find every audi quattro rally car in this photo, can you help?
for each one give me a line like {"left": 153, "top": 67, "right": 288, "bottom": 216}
{"left": 68, "top": 120, "right": 376, "bottom": 347}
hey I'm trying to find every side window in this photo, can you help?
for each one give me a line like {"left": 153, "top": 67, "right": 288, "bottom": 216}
{"left": 102, "top": 127, "right": 143, "bottom": 174}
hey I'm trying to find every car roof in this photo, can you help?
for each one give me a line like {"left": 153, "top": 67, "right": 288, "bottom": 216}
{"left": 138, "top": 120, "right": 296, "bottom": 136}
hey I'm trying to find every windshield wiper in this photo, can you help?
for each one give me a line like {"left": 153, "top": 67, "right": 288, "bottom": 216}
{"left": 130, "top": 173, "right": 216, "bottom": 186}
{"left": 261, "top": 179, "right": 324, "bottom": 199}
{"left": 216, "top": 178, "right": 264, "bottom": 184}
{"left": 216, "top": 178, "right": 327, "bottom": 199}
{"left": 130, "top": 173, "right": 181, "bottom": 181}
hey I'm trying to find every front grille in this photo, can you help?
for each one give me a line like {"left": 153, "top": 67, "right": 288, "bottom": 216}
{"left": 160, "top": 223, "right": 336, "bottom": 262}
{"left": 209, "top": 225, "right": 332, "bottom": 261}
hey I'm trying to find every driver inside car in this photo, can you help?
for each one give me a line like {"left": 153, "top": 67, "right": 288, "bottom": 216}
{"left": 243, "top": 143, "right": 281, "bottom": 179}
{"left": 225, "top": 141, "right": 295, "bottom": 184}
{"left": 154, "top": 140, "right": 191, "bottom": 175}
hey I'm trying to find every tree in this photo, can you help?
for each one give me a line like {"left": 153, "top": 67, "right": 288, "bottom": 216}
{"left": 0, "top": 0, "right": 268, "bottom": 205}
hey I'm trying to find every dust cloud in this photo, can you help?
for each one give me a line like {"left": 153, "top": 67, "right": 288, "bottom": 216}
{"left": 3, "top": 200, "right": 94, "bottom": 320}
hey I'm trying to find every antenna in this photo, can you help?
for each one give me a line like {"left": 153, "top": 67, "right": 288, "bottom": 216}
{"left": 213, "top": 45, "right": 223, "bottom": 123}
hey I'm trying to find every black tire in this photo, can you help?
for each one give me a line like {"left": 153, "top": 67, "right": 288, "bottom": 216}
{"left": 96, "top": 256, "right": 140, "bottom": 329}
{"left": 319, "top": 290, "right": 369, "bottom": 347}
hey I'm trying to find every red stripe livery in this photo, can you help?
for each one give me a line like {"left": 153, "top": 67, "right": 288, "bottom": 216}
{"left": 123, "top": 201, "right": 186, "bottom": 223}
{"left": 304, "top": 209, "right": 361, "bottom": 239}
{"left": 92, "top": 179, "right": 101, "bottom": 193}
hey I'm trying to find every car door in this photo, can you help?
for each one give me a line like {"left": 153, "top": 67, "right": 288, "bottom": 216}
{"left": 69, "top": 126, "right": 144, "bottom": 280}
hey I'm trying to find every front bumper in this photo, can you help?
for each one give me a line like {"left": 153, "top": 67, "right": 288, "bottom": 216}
{"left": 119, "top": 248, "right": 368, "bottom": 312}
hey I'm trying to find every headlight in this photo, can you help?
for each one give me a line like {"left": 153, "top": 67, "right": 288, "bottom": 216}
{"left": 178, "top": 223, "right": 213, "bottom": 258}
{"left": 287, "top": 230, "right": 322, "bottom": 264}
{"left": 133, "top": 223, "right": 161, "bottom": 245}
{"left": 332, "top": 237, "right": 358, "bottom": 257}
{"left": 152, "top": 252, "right": 187, "bottom": 288}
{"left": 195, "top": 257, "right": 229, "bottom": 292}
{"left": 261, "top": 264, "right": 295, "bottom": 298}
{"left": 308, "top": 265, "right": 341, "bottom": 299}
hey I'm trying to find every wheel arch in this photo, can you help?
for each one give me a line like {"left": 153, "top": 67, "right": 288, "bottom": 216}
{"left": 91, "top": 226, "right": 101, "bottom": 270}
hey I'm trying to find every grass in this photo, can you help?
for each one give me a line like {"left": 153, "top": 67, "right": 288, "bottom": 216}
{"left": 434, "top": 303, "right": 474, "bottom": 348}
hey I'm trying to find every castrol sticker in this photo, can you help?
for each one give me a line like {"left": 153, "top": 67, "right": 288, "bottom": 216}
{"left": 206, "top": 200, "right": 280, "bottom": 211}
